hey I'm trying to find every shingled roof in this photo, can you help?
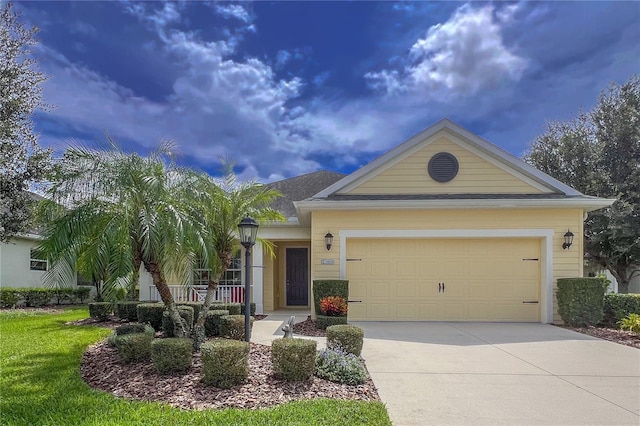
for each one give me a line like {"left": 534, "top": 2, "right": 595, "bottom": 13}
{"left": 266, "top": 170, "right": 345, "bottom": 217}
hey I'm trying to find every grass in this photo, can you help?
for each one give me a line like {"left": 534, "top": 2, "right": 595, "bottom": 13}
{"left": 0, "top": 307, "right": 391, "bottom": 425}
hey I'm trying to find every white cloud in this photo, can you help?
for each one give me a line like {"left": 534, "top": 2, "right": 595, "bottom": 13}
{"left": 366, "top": 4, "right": 528, "bottom": 98}
{"left": 214, "top": 4, "right": 251, "bottom": 23}
{"left": 275, "top": 50, "right": 292, "bottom": 69}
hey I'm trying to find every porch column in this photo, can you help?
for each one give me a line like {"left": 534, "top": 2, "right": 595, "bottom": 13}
{"left": 253, "top": 241, "right": 264, "bottom": 314}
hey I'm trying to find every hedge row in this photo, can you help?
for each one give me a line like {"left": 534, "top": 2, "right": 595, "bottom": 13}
{"left": 556, "top": 277, "right": 608, "bottom": 326}
{"left": 0, "top": 287, "right": 92, "bottom": 308}
{"left": 601, "top": 293, "right": 640, "bottom": 328}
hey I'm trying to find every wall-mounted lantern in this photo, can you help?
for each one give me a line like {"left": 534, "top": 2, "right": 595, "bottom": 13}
{"left": 562, "top": 229, "right": 574, "bottom": 250}
{"left": 324, "top": 232, "right": 334, "bottom": 251}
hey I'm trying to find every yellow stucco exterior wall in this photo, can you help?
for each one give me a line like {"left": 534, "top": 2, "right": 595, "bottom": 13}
{"left": 346, "top": 135, "right": 548, "bottom": 195}
{"left": 310, "top": 208, "right": 584, "bottom": 323}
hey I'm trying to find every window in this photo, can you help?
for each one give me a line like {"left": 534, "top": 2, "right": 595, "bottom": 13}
{"left": 30, "top": 249, "right": 47, "bottom": 271}
{"left": 193, "top": 249, "right": 242, "bottom": 286}
{"left": 220, "top": 249, "right": 242, "bottom": 286}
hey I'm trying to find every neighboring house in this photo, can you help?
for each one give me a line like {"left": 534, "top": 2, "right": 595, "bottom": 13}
{"left": 245, "top": 119, "right": 613, "bottom": 324}
{"left": 0, "top": 192, "right": 78, "bottom": 289}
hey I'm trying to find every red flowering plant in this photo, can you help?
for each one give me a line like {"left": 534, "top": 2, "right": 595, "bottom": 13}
{"left": 319, "top": 296, "right": 348, "bottom": 317}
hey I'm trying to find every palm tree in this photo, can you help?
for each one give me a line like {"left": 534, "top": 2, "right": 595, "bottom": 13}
{"left": 186, "top": 168, "right": 284, "bottom": 347}
{"left": 37, "top": 139, "right": 204, "bottom": 337}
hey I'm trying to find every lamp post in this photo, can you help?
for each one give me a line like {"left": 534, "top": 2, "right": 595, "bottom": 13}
{"left": 238, "top": 216, "right": 259, "bottom": 342}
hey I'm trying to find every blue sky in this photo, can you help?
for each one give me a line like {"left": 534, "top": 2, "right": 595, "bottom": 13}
{"left": 16, "top": 1, "right": 640, "bottom": 182}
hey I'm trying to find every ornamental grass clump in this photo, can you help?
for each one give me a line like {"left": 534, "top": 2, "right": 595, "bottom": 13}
{"left": 618, "top": 313, "right": 640, "bottom": 333}
{"left": 151, "top": 338, "right": 193, "bottom": 374}
{"left": 271, "top": 338, "right": 317, "bottom": 381}
{"left": 315, "top": 347, "right": 367, "bottom": 386}
{"left": 326, "top": 325, "right": 364, "bottom": 356}
{"left": 201, "top": 340, "right": 249, "bottom": 388}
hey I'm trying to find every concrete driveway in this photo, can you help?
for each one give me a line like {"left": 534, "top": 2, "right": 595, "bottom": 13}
{"left": 352, "top": 322, "right": 640, "bottom": 426}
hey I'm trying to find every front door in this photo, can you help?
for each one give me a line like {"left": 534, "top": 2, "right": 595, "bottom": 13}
{"left": 286, "top": 248, "right": 308, "bottom": 306}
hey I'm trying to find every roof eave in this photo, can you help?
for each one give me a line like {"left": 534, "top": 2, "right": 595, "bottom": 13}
{"left": 296, "top": 197, "right": 616, "bottom": 216}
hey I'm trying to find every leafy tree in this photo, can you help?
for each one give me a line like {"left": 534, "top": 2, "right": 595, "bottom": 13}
{"left": 38, "top": 140, "right": 205, "bottom": 336}
{"left": 525, "top": 75, "right": 640, "bottom": 293}
{"left": 0, "top": 2, "right": 52, "bottom": 242}
{"left": 186, "top": 167, "right": 283, "bottom": 348}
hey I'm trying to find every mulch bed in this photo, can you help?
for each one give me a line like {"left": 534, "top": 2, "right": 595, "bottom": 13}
{"left": 82, "top": 340, "right": 380, "bottom": 410}
{"left": 293, "top": 316, "right": 327, "bottom": 337}
{"left": 563, "top": 325, "right": 640, "bottom": 349}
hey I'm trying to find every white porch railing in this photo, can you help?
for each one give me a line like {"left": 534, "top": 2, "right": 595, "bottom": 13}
{"left": 149, "top": 285, "right": 248, "bottom": 303}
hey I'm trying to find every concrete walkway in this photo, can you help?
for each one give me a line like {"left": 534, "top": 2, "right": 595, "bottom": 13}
{"left": 252, "top": 310, "right": 325, "bottom": 349}
{"left": 352, "top": 322, "right": 640, "bottom": 426}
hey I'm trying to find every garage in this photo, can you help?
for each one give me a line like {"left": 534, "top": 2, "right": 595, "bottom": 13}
{"left": 346, "top": 238, "right": 541, "bottom": 322}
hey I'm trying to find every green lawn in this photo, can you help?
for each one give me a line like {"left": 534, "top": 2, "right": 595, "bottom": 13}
{"left": 0, "top": 308, "right": 390, "bottom": 425}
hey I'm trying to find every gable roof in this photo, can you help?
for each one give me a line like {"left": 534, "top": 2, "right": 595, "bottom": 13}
{"left": 266, "top": 170, "right": 345, "bottom": 218}
{"left": 293, "top": 119, "right": 615, "bottom": 224}
{"left": 314, "top": 118, "right": 580, "bottom": 198}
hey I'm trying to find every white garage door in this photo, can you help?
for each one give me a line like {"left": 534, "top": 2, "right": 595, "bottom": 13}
{"left": 347, "top": 238, "right": 541, "bottom": 322}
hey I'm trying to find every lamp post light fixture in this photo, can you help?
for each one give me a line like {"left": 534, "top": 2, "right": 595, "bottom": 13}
{"left": 324, "top": 231, "right": 334, "bottom": 251}
{"left": 562, "top": 229, "right": 574, "bottom": 250}
{"left": 238, "top": 216, "right": 259, "bottom": 342}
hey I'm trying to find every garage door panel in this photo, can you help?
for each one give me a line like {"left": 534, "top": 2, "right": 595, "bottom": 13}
{"left": 395, "top": 282, "right": 417, "bottom": 298}
{"left": 368, "top": 303, "right": 390, "bottom": 319}
{"left": 347, "top": 238, "right": 541, "bottom": 322}
{"left": 370, "top": 282, "right": 390, "bottom": 298}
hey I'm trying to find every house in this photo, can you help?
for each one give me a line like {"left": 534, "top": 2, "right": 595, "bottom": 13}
{"left": 249, "top": 119, "right": 614, "bottom": 324}
{"left": 0, "top": 192, "right": 80, "bottom": 289}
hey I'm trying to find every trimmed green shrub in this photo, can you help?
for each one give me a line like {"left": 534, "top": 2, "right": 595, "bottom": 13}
{"left": 88, "top": 302, "right": 112, "bottom": 321}
{"left": 271, "top": 338, "right": 317, "bottom": 381}
{"left": 240, "top": 302, "right": 256, "bottom": 316}
{"left": 313, "top": 280, "right": 348, "bottom": 318}
{"left": 74, "top": 286, "right": 92, "bottom": 303}
{"left": 212, "top": 302, "right": 241, "bottom": 315}
{"left": 556, "top": 277, "right": 608, "bottom": 326}
{"left": 137, "top": 303, "right": 164, "bottom": 330}
{"left": 601, "top": 293, "right": 640, "bottom": 328}
{"left": 315, "top": 347, "right": 367, "bottom": 385}
{"left": 177, "top": 302, "right": 203, "bottom": 320}
{"left": 326, "top": 325, "right": 364, "bottom": 356}
{"left": 316, "top": 315, "right": 348, "bottom": 330}
{"left": 204, "top": 310, "right": 230, "bottom": 337}
{"left": 115, "top": 323, "right": 154, "bottom": 336}
{"left": 201, "top": 340, "right": 249, "bottom": 388}
{"left": 0, "top": 288, "right": 19, "bottom": 308}
{"left": 618, "top": 313, "right": 640, "bottom": 333}
{"left": 221, "top": 315, "right": 254, "bottom": 341}
{"left": 109, "top": 324, "right": 154, "bottom": 347}
{"left": 161, "top": 306, "right": 194, "bottom": 337}
{"left": 116, "top": 301, "right": 141, "bottom": 322}
{"left": 18, "top": 288, "right": 51, "bottom": 307}
{"left": 151, "top": 338, "right": 193, "bottom": 374}
{"left": 113, "top": 332, "right": 153, "bottom": 362}
{"left": 51, "top": 288, "right": 75, "bottom": 305}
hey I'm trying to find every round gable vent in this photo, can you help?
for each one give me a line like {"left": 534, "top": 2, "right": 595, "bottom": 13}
{"left": 428, "top": 152, "right": 459, "bottom": 183}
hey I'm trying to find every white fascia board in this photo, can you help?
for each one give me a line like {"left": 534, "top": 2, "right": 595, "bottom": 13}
{"left": 11, "top": 233, "right": 43, "bottom": 241}
{"left": 296, "top": 197, "right": 616, "bottom": 213}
